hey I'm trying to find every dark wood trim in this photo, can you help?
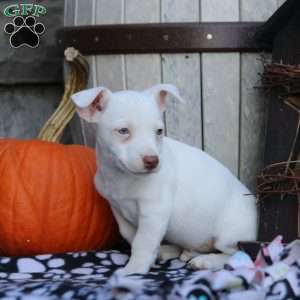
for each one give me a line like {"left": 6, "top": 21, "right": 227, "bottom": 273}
{"left": 56, "top": 22, "right": 270, "bottom": 55}
{"left": 255, "top": 0, "right": 299, "bottom": 46}
{"left": 258, "top": 4, "right": 300, "bottom": 242}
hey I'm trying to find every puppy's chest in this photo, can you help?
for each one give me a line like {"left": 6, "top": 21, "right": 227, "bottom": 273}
{"left": 98, "top": 178, "right": 139, "bottom": 225}
{"left": 113, "top": 197, "right": 138, "bottom": 225}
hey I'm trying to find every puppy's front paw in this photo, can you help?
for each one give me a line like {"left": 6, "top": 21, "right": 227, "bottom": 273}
{"left": 158, "top": 245, "right": 181, "bottom": 261}
{"left": 114, "top": 264, "right": 148, "bottom": 276}
{"left": 113, "top": 267, "right": 131, "bottom": 276}
{"left": 179, "top": 249, "right": 199, "bottom": 262}
{"left": 188, "top": 253, "right": 229, "bottom": 270}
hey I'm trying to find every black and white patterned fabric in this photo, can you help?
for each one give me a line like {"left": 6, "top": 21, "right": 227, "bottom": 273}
{"left": 0, "top": 236, "right": 300, "bottom": 300}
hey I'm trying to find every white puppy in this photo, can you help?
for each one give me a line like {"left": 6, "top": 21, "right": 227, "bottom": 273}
{"left": 71, "top": 84, "right": 257, "bottom": 275}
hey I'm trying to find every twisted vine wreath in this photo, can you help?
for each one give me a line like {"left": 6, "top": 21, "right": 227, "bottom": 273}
{"left": 259, "top": 61, "right": 300, "bottom": 234}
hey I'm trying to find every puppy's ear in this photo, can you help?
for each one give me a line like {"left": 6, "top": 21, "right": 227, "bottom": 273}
{"left": 71, "top": 87, "right": 112, "bottom": 123}
{"left": 143, "top": 84, "right": 185, "bottom": 112}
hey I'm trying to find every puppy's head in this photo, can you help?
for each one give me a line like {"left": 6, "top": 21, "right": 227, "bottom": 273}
{"left": 71, "top": 84, "right": 184, "bottom": 175}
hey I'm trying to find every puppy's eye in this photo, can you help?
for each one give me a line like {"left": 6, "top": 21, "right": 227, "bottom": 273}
{"left": 156, "top": 128, "right": 164, "bottom": 136}
{"left": 118, "top": 128, "right": 130, "bottom": 135}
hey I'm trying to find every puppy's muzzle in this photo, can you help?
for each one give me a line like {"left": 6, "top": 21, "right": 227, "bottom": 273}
{"left": 143, "top": 155, "right": 159, "bottom": 171}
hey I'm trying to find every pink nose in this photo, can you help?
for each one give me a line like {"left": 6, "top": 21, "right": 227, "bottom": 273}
{"left": 143, "top": 155, "right": 159, "bottom": 170}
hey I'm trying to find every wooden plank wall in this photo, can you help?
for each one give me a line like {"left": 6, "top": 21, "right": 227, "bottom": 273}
{"left": 239, "top": 0, "right": 278, "bottom": 189}
{"left": 162, "top": 0, "right": 202, "bottom": 148}
{"left": 201, "top": 0, "right": 240, "bottom": 176}
{"left": 65, "top": 0, "right": 283, "bottom": 191}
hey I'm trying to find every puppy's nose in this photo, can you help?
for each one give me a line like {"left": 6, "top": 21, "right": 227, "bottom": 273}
{"left": 143, "top": 155, "right": 159, "bottom": 170}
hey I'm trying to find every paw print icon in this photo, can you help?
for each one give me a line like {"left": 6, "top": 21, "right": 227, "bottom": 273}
{"left": 4, "top": 16, "right": 45, "bottom": 48}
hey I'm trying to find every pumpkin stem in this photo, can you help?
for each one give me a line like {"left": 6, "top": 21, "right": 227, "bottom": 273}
{"left": 38, "top": 47, "right": 89, "bottom": 142}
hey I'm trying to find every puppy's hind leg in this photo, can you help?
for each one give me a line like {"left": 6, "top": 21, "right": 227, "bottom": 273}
{"left": 188, "top": 239, "right": 236, "bottom": 270}
{"left": 188, "top": 253, "right": 231, "bottom": 270}
{"left": 158, "top": 244, "right": 181, "bottom": 261}
{"left": 179, "top": 249, "right": 200, "bottom": 262}
{"left": 188, "top": 192, "right": 257, "bottom": 270}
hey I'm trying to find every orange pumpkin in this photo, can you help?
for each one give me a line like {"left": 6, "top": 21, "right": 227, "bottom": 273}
{"left": 0, "top": 139, "right": 119, "bottom": 256}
